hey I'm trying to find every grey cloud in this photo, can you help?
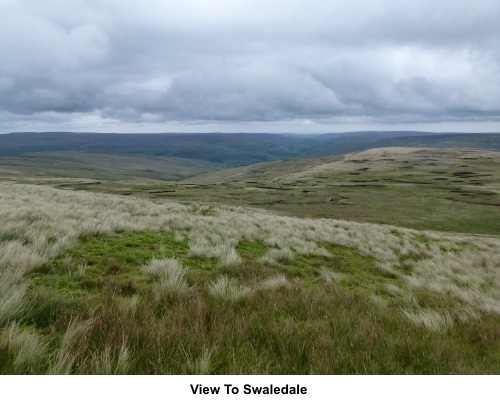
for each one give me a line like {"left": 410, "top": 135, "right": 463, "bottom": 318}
{"left": 0, "top": 0, "right": 499, "bottom": 131}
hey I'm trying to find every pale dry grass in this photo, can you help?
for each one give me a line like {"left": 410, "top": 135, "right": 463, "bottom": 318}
{"left": 77, "top": 262, "right": 88, "bottom": 276}
{"left": 258, "top": 274, "right": 291, "bottom": 291}
{"left": 0, "top": 322, "right": 49, "bottom": 372}
{"left": 0, "top": 268, "right": 28, "bottom": 323}
{"left": 189, "top": 239, "right": 242, "bottom": 267}
{"left": 402, "top": 308, "right": 454, "bottom": 333}
{"left": 0, "top": 182, "right": 499, "bottom": 327}
{"left": 259, "top": 248, "right": 294, "bottom": 264}
{"left": 289, "top": 147, "right": 500, "bottom": 179}
{"left": 188, "top": 348, "right": 213, "bottom": 374}
{"left": 208, "top": 276, "right": 251, "bottom": 301}
{"left": 142, "top": 258, "right": 188, "bottom": 294}
{"left": 219, "top": 247, "right": 243, "bottom": 268}
{"left": 371, "top": 295, "right": 388, "bottom": 308}
{"left": 88, "top": 342, "right": 131, "bottom": 375}
{"left": 116, "top": 295, "right": 140, "bottom": 317}
{"left": 47, "top": 317, "right": 95, "bottom": 374}
{"left": 319, "top": 268, "right": 346, "bottom": 284}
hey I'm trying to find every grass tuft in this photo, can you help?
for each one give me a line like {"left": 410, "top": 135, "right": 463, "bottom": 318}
{"left": 142, "top": 258, "right": 188, "bottom": 294}
{"left": 402, "top": 308, "right": 453, "bottom": 333}
{"left": 208, "top": 276, "right": 251, "bottom": 301}
{"left": 259, "top": 274, "right": 291, "bottom": 291}
{"left": 259, "top": 248, "right": 294, "bottom": 265}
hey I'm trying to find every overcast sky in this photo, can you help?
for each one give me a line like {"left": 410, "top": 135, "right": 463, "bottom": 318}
{"left": 1, "top": 0, "right": 499, "bottom": 133}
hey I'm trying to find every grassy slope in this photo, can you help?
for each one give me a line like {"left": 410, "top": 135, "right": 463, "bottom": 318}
{"left": 312, "top": 132, "right": 500, "bottom": 156}
{"left": 2, "top": 132, "right": 499, "bottom": 166}
{"left": 0, "top": 132, "right": 320, "bottom": 166}
{"left": 1, "top": 184, "right": 499, "bottom": 374}
{"left": 16, "top": 230, "right": 498, "bottom": 374}
{"left": 1, "top": 147, "right": 499, "bottom": 374}
{"left": 60, "top": 147, "right": 500, "bottom": 236}
{"left": 374, "top": 133, "right": 500, "bottom": 151}
{"left": 0, "top": 152, "right": 223, "bottom": 181}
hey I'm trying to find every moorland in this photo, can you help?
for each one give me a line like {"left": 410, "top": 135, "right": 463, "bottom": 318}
{"left": 0, "top": 131, "right": 499, "bottom": 374}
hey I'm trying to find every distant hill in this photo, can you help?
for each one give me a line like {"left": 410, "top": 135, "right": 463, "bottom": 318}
{"left": 0, "top": 152, "right": 223, "bottom": 181}
{"left": 0, "top": 132, "right": 320, "bottom": 166}
{"left": 184, "top": 146, "right": 500, "bottom": 185}
{"left": 312, "top": 131, "right": 435, "bottom": 155}
{"left": 373, "top": 133, "right": 500, "bottom": 150}
{"left": 1, "top": 131, "right": 499, "bottom": 169}
{"left": 311, "top": 131, "right": 500, "bottom": 156}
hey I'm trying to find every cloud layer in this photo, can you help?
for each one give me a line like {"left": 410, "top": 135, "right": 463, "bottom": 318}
{"left": 1, "top": 0, "right": 500, "bottom": 132}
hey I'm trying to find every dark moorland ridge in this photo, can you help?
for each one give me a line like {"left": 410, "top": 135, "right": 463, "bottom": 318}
{"left": 1, "top": 131, "right": 499, "bottom": 166}
{"left": 0, "top": 132, "right": 316, "bottom": 166}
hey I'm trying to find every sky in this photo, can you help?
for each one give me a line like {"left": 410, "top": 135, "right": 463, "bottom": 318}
{"left": 1, "top": 0, "right": 500, "bottom": 134}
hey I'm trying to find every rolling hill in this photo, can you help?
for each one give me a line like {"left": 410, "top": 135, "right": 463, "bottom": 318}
{"left": 0, "top": 132, "right": 320, "bottom": 166}
{"left": 373, "top": 132, "right": 500, "bottom": 150}
{"left": 0, "top": 152, "right": 223, "bottom": 181}
{"left": 55, "top": 147, "right": 500, "bottom": 237}
{"left": 312, "top": 132, "right": 500, "bottom": 156}
{"left": 1, "top": 132, "right": 499, "bottom": 170}
{"left": 1, "top": 144, "right": 499, "bottom": 374}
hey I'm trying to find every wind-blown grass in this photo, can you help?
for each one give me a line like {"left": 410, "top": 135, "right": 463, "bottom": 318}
{"left": 142, "top": 257, "right": 188, "bottom": 296}
{"left": 208, "top": 276, "right": 251, "bottom": 301}
{"left": 0, "top": 182, "right": 499, "bottom": 374}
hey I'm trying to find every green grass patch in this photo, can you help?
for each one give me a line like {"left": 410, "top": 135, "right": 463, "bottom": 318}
{"left": 236, "top": 239, "right": 270, "bottom": 260}
{"left": 6, "top": 229, "right": 499, "bottom": 374}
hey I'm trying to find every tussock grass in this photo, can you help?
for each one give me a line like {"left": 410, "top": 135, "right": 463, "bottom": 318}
{"left": 76, "top": 263, "right": 88, "bottom": 276}
{"left": 258, "top": 274, "right": 291, "bottom": 291}
{"left": 371, "top": 295, "right": 388, "bottom": 308}
{"left": 0, "top": 322, "right": 49, "bottom": 373}
{"left": 189, "top": 240, "right": 243, "bottom": 268}
{"left": 259, "top": 248, "right": 294, "bottom": 264}
{"left": 318, "top": 267, "right": 346, "bottom": 284}
{"left": 116, "top": 295, "right": 140, "bottom": 317}
{"left": 47, "top": 317, "right": 95, "bottom": 374}
{"left": 88, "top": 343, "right": 131, "bottom": 375}
{"left": 189, "top": 240, "right": 220, "bottom": 259}
{"left": 208, "top": 276, "right": 251, "bottom": 301}
{"left": 0, "top": 269, "right": 28, "bottom": 324}
{"left": 0, "top": 182, "right": 499, "bottom": 374}
{"left": 188, "top": 348, "right": 213, "bottom": 374}
{"left": 219, "top": 247, "right": 243, "bottom": 268}
{"left": 402, "top": 308, "right": 454, "bottom": 333}
{"left": 142, "top": 258, "right": 188, "bottom": 294}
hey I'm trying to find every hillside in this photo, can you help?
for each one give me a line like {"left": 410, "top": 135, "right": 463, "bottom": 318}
{"left": 312, "top": 132, "right": 500, "bottom": 156}
{"left": 1, "top": 132, "right": 499, "bottom": 169}
{"left": 374, "top": 133, "right": 500, "bottom": 150}
{"left": 0, "top": 152, "right": 223, "bottom": 182}
{"left": 0, "top": 132, "right": 320, "bottom": 166}
{"left": 312, "top": 131, "right": 437, "bottom": 155}
{"left": 184, "top": 146, "right": 500, "bottom": 184}
{"left": 0, "top": 147, "right": 499, "bottom": 374}
{"left": 0, "top": 182, "right": 499, "bottom": 374}
{"left": 61, "top": 147, "right": 500, "bottom": 236}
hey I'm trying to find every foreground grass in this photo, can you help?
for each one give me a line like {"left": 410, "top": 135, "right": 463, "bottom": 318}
{"left": 1, "top": 231, "right": 497, "bottom": 374}
{"left": 0, "top": 183, "right": 499, "bottom": 374}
